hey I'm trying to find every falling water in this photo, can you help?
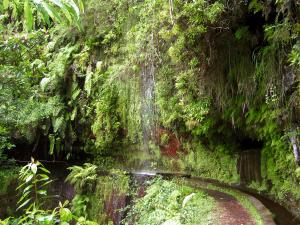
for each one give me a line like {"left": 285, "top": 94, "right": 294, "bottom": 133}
{"left": 140, "top": 60, "right": 156, "bottom": 153}
{"left": 139, "top": 19, "right": 158, "bottom": 152}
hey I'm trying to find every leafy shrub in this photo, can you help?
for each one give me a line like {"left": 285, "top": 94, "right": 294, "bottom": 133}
{"left": 66, "top": 163, "right": 98, "bottom": 193}
{"left": 125, "top": 178, "right": 216, "bottom": 225}
{"left": 1, "top": 159, "right": 99, "bottom": 225}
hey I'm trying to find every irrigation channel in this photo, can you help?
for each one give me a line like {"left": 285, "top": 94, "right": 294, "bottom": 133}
{"left": 1, "top": 162, "right": 300, "bottom": 225}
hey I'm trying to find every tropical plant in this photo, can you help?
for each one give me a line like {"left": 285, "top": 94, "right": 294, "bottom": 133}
{"left": 1, "top": 0, "right": 85, "bottom": 31}
{"left": 66, "top": 163, "right": 98, "bottom": 193}
{"left": 16, "top": 157, "right": 52, "bottom": 211}
{"left": 1, "top": 158, "right": 99, "bottom": 225}
{"left": 125, "top": 178, "right": 216, "bottom": 225}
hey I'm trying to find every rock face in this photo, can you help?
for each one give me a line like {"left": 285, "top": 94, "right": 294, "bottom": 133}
{"left": 156, "top": 127, "right": 181, "bottom": 157}
{"left": 104, "top": 188, "right": 127, "bottom": 225}
{"left": 237, "top": 149, "right": 262, "bottom": 184}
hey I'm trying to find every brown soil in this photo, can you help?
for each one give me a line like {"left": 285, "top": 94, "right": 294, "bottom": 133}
{"left": 204, "top": 189, "right": 256, "bottom": 225}
{"left": 155, "top": 127, "right": 181, "bottom": 157}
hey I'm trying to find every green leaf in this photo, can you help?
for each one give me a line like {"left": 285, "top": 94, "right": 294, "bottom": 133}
{"left": 76, "top": 0, "right": 84, "bottom": 13}
{"left": 37, "top": 190, "right": 47, "bottom": 196}
{"left": 49, "top": 134, "right": 55, "bottom": 155}
{"left": 60, "top": 208, "right": 72, "bottom": 222}
{"left": 40, "top": 77, "right": 51, "bottom": 91}
{"left": 3, "top": 0, "right": 9, "bottom": 10}
{"left": 32, "top": 0, "right": 51, "bottom": 25}
{"left": 23, "top": 184, "right": 33, "bottom": 193}
{"left": 40, "top": 1, "right": 63, "bottom": 23}
{"left": 24, "top": 0, "right": 34, "bottom": 31}
{"left": 26, "top": 174, "right": 34, "bottom": 183}
{"left": 72, "top": 88, "right": 81, "bottom": 100}
{"left": 60, "top": 222, "right": 69, "bottom": 225}
{"left": 17, "top": 191, "right": 31, "bottom": 205}
{"left": 17, "top": 198, "right": 32, "bottom": 211}
{"left": 40, "top": 180, "right": 53, "bottom": 187}
{"left": 53, "top": 116, "right": 65, "bottom": 133}
{"left": 248, "top": 0, "right": 263, "bottom": 13}
{"left": 50, "top": 0, "right": 76, "bottom": 24}
{"left": 66, "top": 0, "right": 80, "bottom": 16}
{"left": 40, "top": 167, "right": 50, "bottom": 174}
{"left": 71, "top": 107, "right": 77, "bottom": 121}
{"left": 59, "top": 2, "right": 74, "bottom": 24}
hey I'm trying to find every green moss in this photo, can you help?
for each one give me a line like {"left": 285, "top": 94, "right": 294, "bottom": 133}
{"left": 167, "top": 142, "right": 239, "bottom": 184}
{"left": 85, "top": 169, "right": 130, "bottom": 224}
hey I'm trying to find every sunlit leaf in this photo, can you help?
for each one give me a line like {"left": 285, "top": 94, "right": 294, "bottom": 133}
{"left": 16, "top": 198, "right": 32, "bottom": 211}
{"left": 3, "top": 0, "right": 9, "bottom": 10}
{"left": 40, "top": 1, "right": 63, "bottom": 23}
{"left": 37, "top": 190, "right": 47, "bottom": 195}
{"left": 26, "top": 174, "right": 34, "bottom": 183}
{"left": 76, "top": 0, "right": 84, "bottom": 13}
{"left": 24, "top": 0, "right": 34, "bottom": 31}
{"left": 60, "top": 207, "right": 72, "bottom": 222}
{"left": 40, "top": 166, "right": 50, "bottom": 174}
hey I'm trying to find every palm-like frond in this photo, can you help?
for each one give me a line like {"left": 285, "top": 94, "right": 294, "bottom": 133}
{"left": 66, "top": 163, "right": 98, "bottom": 193}
{"left": 2, "top": 0, "right": 85, "bottom": 31}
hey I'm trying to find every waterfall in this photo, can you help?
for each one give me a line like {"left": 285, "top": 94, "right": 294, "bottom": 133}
{"left": 289, "top": 133, "right": 300, "bottom": 165}
{"left": 140, "top": 60, "right": 156, "bottom": 153}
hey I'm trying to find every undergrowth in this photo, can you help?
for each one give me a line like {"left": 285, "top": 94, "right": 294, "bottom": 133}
{"left": 125, "top": 178, "right": 216, "bottom": 225}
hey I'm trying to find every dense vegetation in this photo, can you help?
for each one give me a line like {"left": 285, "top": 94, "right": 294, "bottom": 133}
{"left": 1, "top": 0, "right": 300, "bottom": 223}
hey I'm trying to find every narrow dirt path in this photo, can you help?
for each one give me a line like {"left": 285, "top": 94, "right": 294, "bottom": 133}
{"left": 204, "top": 189, "right": 256, "bottom": 225}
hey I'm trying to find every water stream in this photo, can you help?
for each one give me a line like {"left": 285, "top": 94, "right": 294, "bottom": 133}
{"left": 140, "top": 61, "right": 156, "bottom": 154}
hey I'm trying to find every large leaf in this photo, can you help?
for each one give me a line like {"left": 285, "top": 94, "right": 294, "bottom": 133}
{"left": 76, "top": 0, "right": 84, "bottom": 13}
{"left": 3, "top": 0, "right": 9, "bottom": 10}
{"left": 50, "top": 0, "right": 73, "bottom": 23}
{"left": 50, "top": 0, "right": 79, "bottom": 25}
{"left": 60, "top": 207, "right": 72, "bottom": 222}
{"left": 33, "top": 0, "right": 51, "bottom": 25}
{"left": 66, "top": 0, "right": 80, "bottom": 16}
{"left": 40, "top": 1, "right": 63, "bottom": 23}
{"left": 24, "top": 0, "right": 34, "bottom": 31}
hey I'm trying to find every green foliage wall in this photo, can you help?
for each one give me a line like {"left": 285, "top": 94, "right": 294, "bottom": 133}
{"left": 2, "top": 0, "right": 300, "bottom": 209}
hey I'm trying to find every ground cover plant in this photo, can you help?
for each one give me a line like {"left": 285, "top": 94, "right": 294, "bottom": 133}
{"left": 125, "top": 178, "right": 216, "bottom": 225}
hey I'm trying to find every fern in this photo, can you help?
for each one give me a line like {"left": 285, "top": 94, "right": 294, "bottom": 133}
{"left": 66, "top": 163, "right": 98, "bottom": 193}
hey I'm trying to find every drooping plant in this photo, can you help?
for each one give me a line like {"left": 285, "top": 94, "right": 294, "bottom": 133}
{"left": 1, "top": 0, "right": 85, "bottom": 31}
